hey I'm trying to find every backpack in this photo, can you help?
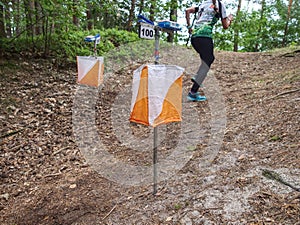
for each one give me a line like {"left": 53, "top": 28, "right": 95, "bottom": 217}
{"left": 186, "top": 0, "right": 223, "bottom": 46}
{"left": 194, "top": 0, "right": 223, "bottom": 24}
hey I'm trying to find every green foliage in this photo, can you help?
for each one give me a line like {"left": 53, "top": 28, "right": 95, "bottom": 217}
{"left": 51, "top": 28, "right": 139, "bottom": 62}
{"left": 103, "top": 28, "right": 139, "bottom": 47}
{"left": 1, "top": 28, "right": 139, "bottom": 63}
{"left": 103, "top": 39, "right": 155, "bottom": 73}
{"left": 214, "top": 23, "right": 234, "bottom": 51}
{"left": 174, "top": 203, "right": 182, "bottom": 210}
{"left": 269, "top": 135, "right": 282, "bottom": 142}
{"left": 1, "top": 0, "right": 300, "bottom": 56}
{"left": 213, "top": 0, "right": 300, "bottom": 52}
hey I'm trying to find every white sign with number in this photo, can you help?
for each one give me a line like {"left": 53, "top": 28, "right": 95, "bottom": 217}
{"left": 139, "top": 23, "right": 155, "bottom": 40}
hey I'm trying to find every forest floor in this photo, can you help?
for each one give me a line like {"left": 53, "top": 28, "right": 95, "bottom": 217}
{"left": 0, "top": 44, "right": 300, "bottom": 225}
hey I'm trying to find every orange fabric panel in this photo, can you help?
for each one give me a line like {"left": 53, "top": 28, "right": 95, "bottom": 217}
{"left": 79, "top": 60, "right": 101, "bottom": 87}
{"left": 129, "top": 66, "right": 149, "bottom": 126}
{"left": 153, "top": 75, "right": 182, "bottom": 127}
{"left": 99, "top": 63, "right": 104, "bottom": 84}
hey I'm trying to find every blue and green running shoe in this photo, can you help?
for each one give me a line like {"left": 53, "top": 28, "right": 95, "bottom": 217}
{"left": 187, "top": 92, "right": 207, "bottom": 102}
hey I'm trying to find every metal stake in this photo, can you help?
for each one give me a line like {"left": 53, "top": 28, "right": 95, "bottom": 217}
{"left": 154, "top": 27, "right": 160, "bottom": 65}
{"left": 153, "top": 27, "right": 160, "bottom": 195}
{"left": 153, "top": 126, "right": 158, "bottom": 195}
{"left": 94, "top": 40, "right": 97, "bottom": 58}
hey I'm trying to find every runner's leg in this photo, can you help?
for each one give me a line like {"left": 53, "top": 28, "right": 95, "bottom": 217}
{"left": 190, "top": 37, "right": 215, "bottom": 93}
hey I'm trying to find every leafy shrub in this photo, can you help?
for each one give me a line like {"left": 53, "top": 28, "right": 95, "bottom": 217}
{"left": 50, "top": 29, "right": 139, "bottom": 62}
{"left": 1, "top": 28, "right": 139, "bottom": 63}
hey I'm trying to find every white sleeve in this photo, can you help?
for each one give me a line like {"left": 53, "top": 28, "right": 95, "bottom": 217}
{"left": 220, "top": 2, "right": 227, "bottom": 19}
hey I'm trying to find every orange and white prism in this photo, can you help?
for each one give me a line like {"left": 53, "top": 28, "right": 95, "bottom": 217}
{"left": 76, "top": 56, "right": 104, "bottom": 87}
{"left": 130, "top": 64, "right": 184, "bottom": 127}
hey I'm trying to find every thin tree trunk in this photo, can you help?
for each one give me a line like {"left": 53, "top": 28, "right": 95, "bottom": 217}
{"left": 255, "top": 0, "right": 265, "bottom": 52}
{"left": 24, "top": 0, "right": 36, "bottom": 37}
{"left": 14, "top": 0, "right": 21, "bottom": 35}
{"left": 138, "top": 0, "right": 144, "bottom": 15}
{"left": 86, "top": 1, "right": 93, "bottom": 30}
{"left": 167, "top": 0, "right": 178, "bottom": 43}
{"left": 73, "top": 0, "right": 79, "bottom": 27}
{"left": 127, "top": 0, "right": 136, "bottom": 31}
{"left": 149, "top": 0, "right": 156, "bottom": 22}
{"left": 0, "top": 3, "right": 5, "bottom": 38}
{"left": 5, "top": 2, "right": 11, "bottom": 37}
{"left": 282, "top": 0, "right": 293, "bottom": 47}
{"left": 35, "top": 1, "right": 43, "bottom": 35}
{"left": 233, "top": 0, "right": 242, "bottom": 52}
{"left": 43, "top": 15, "right": 49, "bottom": 57}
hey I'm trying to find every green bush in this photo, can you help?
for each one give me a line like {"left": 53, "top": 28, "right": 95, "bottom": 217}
{"left": 50, "top": 29, "right": 139, "bottom": 62}
{"left": 1, "top": 28, "right": 139, "bottom": 63}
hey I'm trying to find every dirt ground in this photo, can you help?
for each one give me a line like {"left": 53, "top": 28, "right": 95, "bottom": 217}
{"left": 0, "top": 45, "right": 299, "bottom": 225}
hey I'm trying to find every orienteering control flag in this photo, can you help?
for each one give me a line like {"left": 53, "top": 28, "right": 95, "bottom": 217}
{"left": 77, "top": 56, "right": 104, "bottom": 87}
{"left": 130, "top": 64, "right": 184, "bottom": 127}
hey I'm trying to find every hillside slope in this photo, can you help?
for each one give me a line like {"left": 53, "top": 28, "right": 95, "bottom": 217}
{"left": 0, "top": 47, "right": 299, "bottom": 224}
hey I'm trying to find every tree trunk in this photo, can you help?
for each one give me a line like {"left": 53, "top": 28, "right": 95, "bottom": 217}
{"left": 73, "top": 0, "right": 79, "bottom": 27}
{"left": 35, "top": 1, "right": 43, "bottom": 35}
{"left": 233, "top": 0, "right": 242, "bottom": 52}
{"left": 14, "top": 0, "right": 21, "bottom": 35}
{"left": 127, "top": 0, "right": 136, "bottom": 31}
{"left": 167, "top": 0, "right": 178, "bottom": 43}
{"left": 86, "top": 1, "right": 93, "bottom": 30}
{"left": 138, "top": 0, "right": 144, "bottom": 15}
{"left": 24, "top": 0, "right": 36, "bottom": 37}
{"left": 149, "top": 0, "right": 156, "bottom": 22}
{"left": 282, "top": 0, "right": 293, "bottom": 47}
{"left": 0, "top": 3, "right": 5, "bottom": 38}
{"left": 5, "top": 2, "right": 11, "bottom": 37}
{"left": 255, "top": 0, "right": 265, "bottom": 52}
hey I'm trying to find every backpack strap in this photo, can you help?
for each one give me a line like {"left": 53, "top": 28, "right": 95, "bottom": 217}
{"left": 213, "top": 0, "right": 223, "bottom": 19}
{"left": 218, "top": 0, "right": 223, "bottom": 19}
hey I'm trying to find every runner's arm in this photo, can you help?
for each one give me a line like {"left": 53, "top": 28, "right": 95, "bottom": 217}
{"left": 221, "top": 14, "right": 233, "bottom": 29}
{"left": 185, "top": 7, "right": 198, "bottom": 33}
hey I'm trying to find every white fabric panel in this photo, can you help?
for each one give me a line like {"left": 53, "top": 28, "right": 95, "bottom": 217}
{"left": 147, "top": 65, "right": 184, "bottom": 126}
{"left": 77, "top": 56, "right": 103, "bottom": 81}
{"left": 130, "top": 65, "right": 144, "bottom": 112}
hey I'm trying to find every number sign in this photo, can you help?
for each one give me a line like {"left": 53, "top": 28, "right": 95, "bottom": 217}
{"left": 139, "top": 23, "right": 155, "bottom": 40}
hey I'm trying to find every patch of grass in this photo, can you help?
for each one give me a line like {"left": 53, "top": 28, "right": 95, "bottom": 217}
{"left": 187, "top": 146, "right": 197, "bottom": 151}
{"left": 0, "top": 61, "right": 21, "bottom": 70}
{"left": 174, "top": 203, "right": 182, "bottom": 210}
{"left": 267, "top": 45, "right": 300, "bottom": 56}
{"left": 282, "top": 69, "right": 300, "bottom": 84}
{"left": 0, "top": 61, "right": 21, "bottom": 80}
{"left": 269, "top": 135, "right": 282, "bottom": 142}
{"left": 0, "top": 97, "right": 17, "bottom": 108}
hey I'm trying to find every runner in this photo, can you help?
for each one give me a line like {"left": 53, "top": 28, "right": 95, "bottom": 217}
{"left": 185, "top": 0, "right": 233, "bottom": 101}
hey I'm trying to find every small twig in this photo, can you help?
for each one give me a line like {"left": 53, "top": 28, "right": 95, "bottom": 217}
{"left": 43, "top": 172, "right": 62, "bottom": 178}
{"left": 262, "top": 169, "right": 300, "bottom": 192}
{"left": 265, "top": 89, "right": 300, "bottom": 101}
{"left": 52, "top": 147, "right": 69, "bottom": 156}
{"left": 0, "top": 129, "right": 24, "bottom": 139}
{"left": 10, "top": 144, "right": 23, "bottom": 152}
{"left": 102, "top": 204, "right": 117, "bottom": 220}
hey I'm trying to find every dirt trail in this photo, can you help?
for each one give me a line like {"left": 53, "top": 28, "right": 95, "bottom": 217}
{"left": 0, "top": 47, "right": 299, "bottom": 224}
